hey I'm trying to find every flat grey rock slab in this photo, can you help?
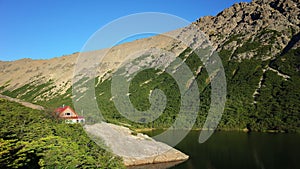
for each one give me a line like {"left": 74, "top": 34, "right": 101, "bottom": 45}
{"left": 84, "top": 122, "right": 188, "bottom": 166}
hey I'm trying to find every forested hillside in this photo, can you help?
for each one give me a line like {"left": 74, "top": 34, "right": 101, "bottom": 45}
{"left": 92, "top": 46, "right": 300, "bottom": 132}
{"left": 0, "top": 99, "right": 124, "bottom": 168}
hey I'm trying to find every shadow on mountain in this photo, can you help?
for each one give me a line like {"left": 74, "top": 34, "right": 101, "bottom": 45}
{"left": 281, "top": 31, "right": 300, "bottom": 56}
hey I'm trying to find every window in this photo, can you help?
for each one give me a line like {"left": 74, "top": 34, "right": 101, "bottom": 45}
{"left": 65, "top": 112, "right": 71, "bottom": 116}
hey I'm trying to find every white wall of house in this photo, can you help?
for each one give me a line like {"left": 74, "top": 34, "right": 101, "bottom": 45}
{"left": 65, "top": 118, "right": 85, "bottom": 124}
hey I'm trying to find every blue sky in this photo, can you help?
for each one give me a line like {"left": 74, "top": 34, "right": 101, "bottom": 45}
{"left": 0, "top": 0, "right": 251, "bottom": 61}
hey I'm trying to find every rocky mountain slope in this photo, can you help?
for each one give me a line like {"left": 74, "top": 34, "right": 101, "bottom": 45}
{"left": 196, "top": 0, "right": 299, "bottom": 58}
{"left": 0, "top": 34, "right": 184, "bottom": 100}
{"left": 0, "top": 0, "right": 299, "bottom": 132}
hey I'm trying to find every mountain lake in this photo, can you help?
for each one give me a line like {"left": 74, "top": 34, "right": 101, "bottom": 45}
{"left": 142, "top": 130, "right": 300, "bottom": 169}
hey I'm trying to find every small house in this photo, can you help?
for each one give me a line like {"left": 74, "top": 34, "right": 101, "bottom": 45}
{"left": 54, "top": 105, "right": 85, "bottom": 124}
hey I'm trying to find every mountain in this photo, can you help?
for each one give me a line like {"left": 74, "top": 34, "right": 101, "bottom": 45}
{"left": 195, "top": 0, "right": 300, "bottom": 57}
{"left": 1, "top": 0, "right": 299, "bottom": 132}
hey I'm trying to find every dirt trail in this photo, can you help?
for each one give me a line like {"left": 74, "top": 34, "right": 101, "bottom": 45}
{"left": 0, "top": 94, "right": 45, "bottom": 110}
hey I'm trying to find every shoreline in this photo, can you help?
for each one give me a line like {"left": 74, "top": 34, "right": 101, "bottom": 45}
{"left": 134, "top": 127, "right": 292, "bottom": 134}
{"left": 126, "top": 159, "right": 187, "bottom": 169}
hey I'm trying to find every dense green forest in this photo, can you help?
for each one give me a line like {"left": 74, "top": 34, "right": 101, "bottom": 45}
{"left": 71, "top": 45, "right": 300, "bottom": 133}
{"left": 0, "top": 99, "right": 124, "bottom": 168}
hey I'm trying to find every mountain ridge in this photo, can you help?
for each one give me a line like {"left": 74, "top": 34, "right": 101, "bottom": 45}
{"left": 1, "top": 0, "right": 299, "bottom": 132}
{"left": 1, "top": 0, "right": 299, "bottom": 94}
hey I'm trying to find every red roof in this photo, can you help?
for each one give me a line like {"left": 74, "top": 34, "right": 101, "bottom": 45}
{"left": 53, "top": 106, "right": 85, "bottom": 122}
{"left": 55, "top": 106, "right": 72, "bottom": 113}
{"left": 54, "top": 106, "right": 83, "bottom": 117}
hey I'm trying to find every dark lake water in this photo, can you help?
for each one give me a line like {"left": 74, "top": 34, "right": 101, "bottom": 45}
{"left": 144, "top": 130, "right": 300, "bottom": 169}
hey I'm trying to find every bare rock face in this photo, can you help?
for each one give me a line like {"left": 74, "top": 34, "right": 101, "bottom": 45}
{"left": 84, "top": 122, "right": 189, "bottom": 166}
{"left": 194, "top": 0, "right": 300, "bottom": 60}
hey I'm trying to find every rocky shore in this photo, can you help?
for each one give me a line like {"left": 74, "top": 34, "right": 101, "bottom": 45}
{"left": 84, "top": 122, "right": 188, "bottom": 167}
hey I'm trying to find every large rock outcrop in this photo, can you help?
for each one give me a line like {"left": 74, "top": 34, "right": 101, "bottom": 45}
{"left": 84, "top": 122, "right": 188, "bottom": 166}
